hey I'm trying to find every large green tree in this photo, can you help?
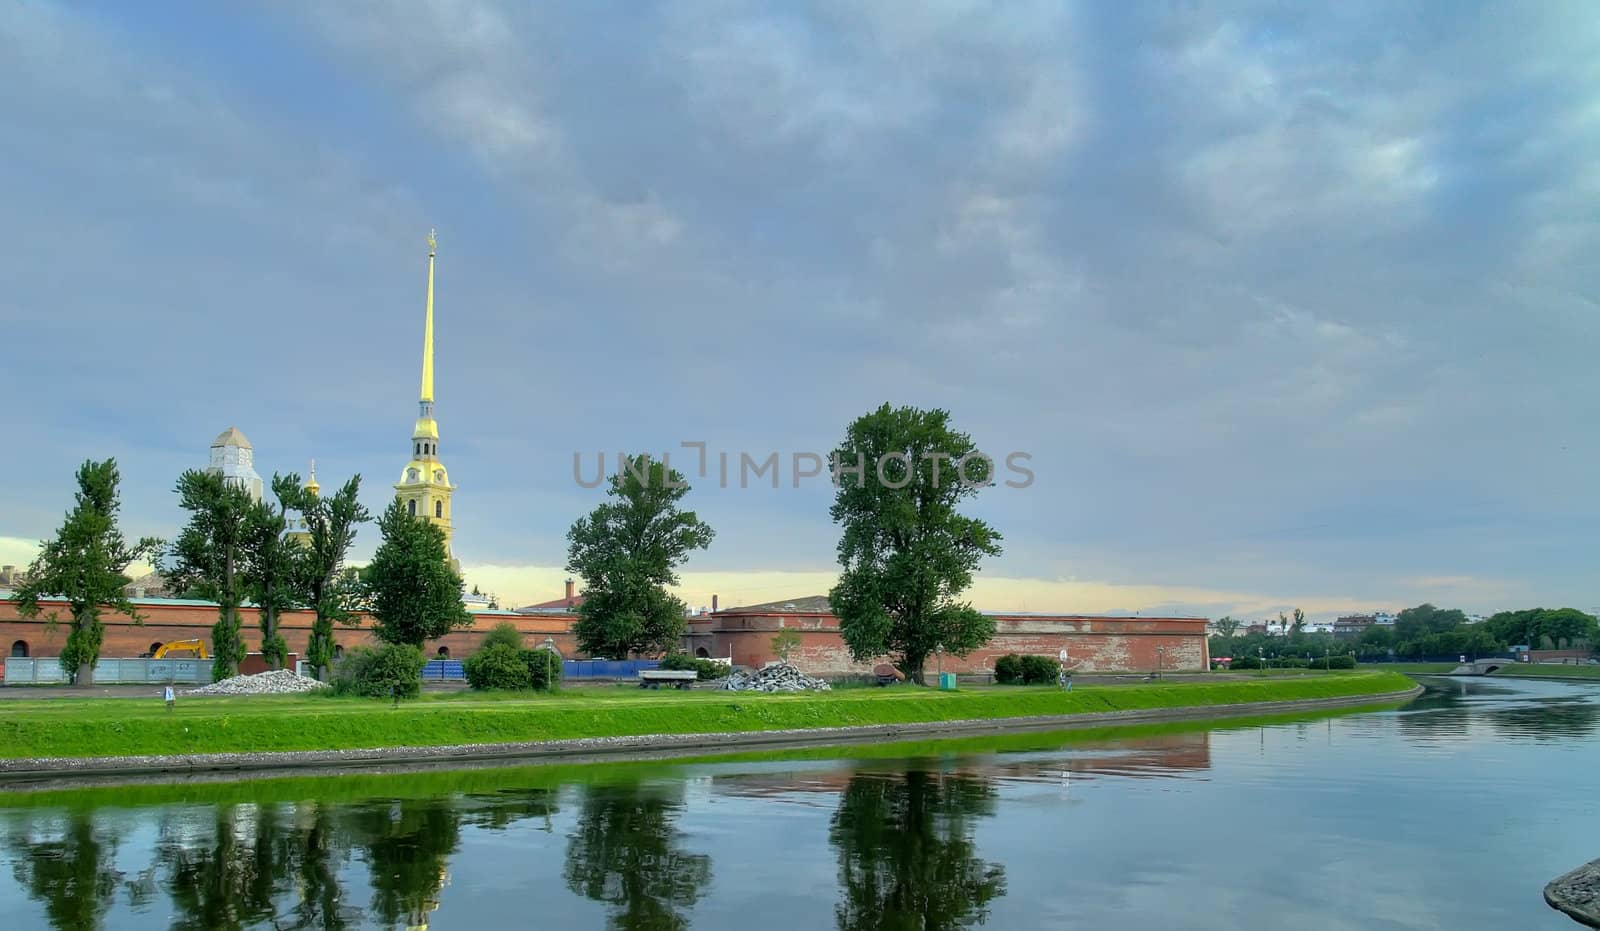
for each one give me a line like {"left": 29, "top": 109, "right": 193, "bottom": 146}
{"left": 827, "top": 404, "right": 1003, "bottom": 684}
{"left": 363, "top": 498, "right": 471, "bottom": 648}
{"left": 283, "top": 474, "right": 370, "bottom": 680}
{"left": 1394, "top": 603, "right": 1468, "bottom": 643}
{"left": 1534, "top": 608, "right": 1598, "bottom": 650}
{"left": 166, "top": 470, "right": 256, "bottom": 680}
{"left": 242, "top": 474, "right": 306, "bottom": 670}
{"left": 14, "top": 459, "right": 162, "bottom": 685}
{"left": 566, "top": 454, "right": 715, "bottom": 659}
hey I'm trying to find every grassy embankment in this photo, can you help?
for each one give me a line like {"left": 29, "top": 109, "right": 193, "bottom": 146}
{"left": 0, "top": 671, "right": 1413, "bottom": 761}
{"left": 0, "top": 702, "right": 1404, "bottom": 808}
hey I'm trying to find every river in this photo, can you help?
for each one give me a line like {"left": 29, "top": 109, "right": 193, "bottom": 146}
{"left": 2, "top": 676, "right": 1598, "bottom": 930}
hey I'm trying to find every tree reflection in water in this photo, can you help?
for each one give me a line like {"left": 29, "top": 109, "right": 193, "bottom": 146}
{"left": 563, "top": 781, "right": 712, "bottom": 931}
{"left": 829, "top": 770, "right": 1006, "bottom": 931}
{"left": 345, "top": 799, "right": 462, "bottom": 929}
{"left": 4, "top": 812, "right": 123, "bottom": 931}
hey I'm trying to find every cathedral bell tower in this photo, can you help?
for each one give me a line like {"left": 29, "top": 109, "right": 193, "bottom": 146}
{"left": 395, "top": 229, "right": 457, "bottom": 564}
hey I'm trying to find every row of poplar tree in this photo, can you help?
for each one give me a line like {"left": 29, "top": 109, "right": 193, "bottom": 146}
{"left": 17, "top": 403, "right": 1008, "bottom": 687}
{"left": 13, "top": 461, "right": 468, "bottom": 685}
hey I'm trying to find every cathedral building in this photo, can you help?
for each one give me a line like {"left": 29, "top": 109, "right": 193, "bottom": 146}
{"left": 394, "top": 230, "right": 457, "bottom": 566}
{"left": 208, "top": 426, "right": 263, "bottom": 502}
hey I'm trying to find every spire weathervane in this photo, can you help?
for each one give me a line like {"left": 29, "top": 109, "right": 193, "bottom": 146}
{"left": 428, "top": 228, "right": 437, "bottom": 257}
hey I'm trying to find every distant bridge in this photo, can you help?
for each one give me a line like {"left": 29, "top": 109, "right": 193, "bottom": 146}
{"left": 1450, "top": 658, "right": 1517, "bottom": 676}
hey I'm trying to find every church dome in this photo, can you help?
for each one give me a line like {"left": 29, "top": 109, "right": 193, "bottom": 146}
{"left": 211, "top": 426, "right": 253, "bottom": 449}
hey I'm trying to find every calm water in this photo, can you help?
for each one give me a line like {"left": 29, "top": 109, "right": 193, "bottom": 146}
{"left": 4, "top": 676, "right": 1600, "bottom": 930}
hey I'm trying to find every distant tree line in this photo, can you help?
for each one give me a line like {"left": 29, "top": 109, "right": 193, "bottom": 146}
{"left": 1210, "top": 603, "right": 1599, "bottom": 664}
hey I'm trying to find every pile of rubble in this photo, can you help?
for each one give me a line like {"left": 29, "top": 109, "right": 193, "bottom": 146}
{"left": 185, "top": 669, "right": 330, "bottom": 696}
{"left": 722, "top": 662, "right": 832, "bottom": 692}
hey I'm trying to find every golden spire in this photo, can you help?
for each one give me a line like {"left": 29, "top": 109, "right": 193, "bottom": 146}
{"left": 420, "top": 229, "right": 436, "bottom": 404}
{"left": 305, "top": 459, "right": 320, "bottom": 496}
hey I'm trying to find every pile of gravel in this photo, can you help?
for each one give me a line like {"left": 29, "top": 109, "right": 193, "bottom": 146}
{"left": 185, "top": 669, "right": 330, "bottom": 696}
{"left": 723, "top": 662, "right": 832, "bottom": 692}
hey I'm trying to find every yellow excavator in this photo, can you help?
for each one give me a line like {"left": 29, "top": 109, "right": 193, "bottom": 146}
{"left": 151, "top": 639, "right": 210, "bottom": 659}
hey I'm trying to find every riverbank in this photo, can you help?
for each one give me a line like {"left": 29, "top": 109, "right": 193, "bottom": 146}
{"left": 1367, "top": 662, "right": 1600, "bottom": 681}
{"left": 0, "top": 672, "right": 1416, "bottom": 780}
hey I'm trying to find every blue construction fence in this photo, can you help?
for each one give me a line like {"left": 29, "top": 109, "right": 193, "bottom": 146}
{"left": 422, "top": 658, "right": 659, "bottom": 681}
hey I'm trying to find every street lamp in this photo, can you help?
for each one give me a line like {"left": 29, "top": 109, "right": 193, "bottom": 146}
{"left": 542, "top": 637, "right": 558, "bottom": 692}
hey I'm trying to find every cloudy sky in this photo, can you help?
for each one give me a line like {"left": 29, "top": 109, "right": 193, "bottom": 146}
{"left": 2, "top": 1, "right": 1595, "bottom": 620}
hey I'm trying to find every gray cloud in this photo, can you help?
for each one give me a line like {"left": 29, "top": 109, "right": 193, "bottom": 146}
{"left": 1, "top": 1, "right": 1595, "bottom": 616}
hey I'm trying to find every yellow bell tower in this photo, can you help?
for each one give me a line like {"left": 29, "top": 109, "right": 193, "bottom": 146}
{"left": 395, "top": 229, "right": 456, "bottom": 561}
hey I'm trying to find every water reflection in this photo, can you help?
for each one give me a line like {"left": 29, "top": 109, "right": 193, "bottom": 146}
{"left": 563, "top": 782, "right": 711, "bottom": 931}
{"left": 829, "top": 770, "right": 1005, "bottom": 931}
{"left": 1392, "top": 677, "right": 1600, "bottom": 743}
{"left": 4, "top": 679, "right": 1600, "bottom": 931}
{"left": 5, "top": 813, "right": 123, "bottom": 931}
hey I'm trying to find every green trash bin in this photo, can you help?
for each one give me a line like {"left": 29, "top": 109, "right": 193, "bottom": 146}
{"left": 939, "top": 672, "right": 957, "bottom": 690}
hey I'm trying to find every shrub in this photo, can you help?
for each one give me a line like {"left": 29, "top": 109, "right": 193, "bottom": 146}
{"left": 659, "top": 652, "right": 729, "bottom": 681}
{"left": 333, "top": 643, "right": 425, "bottom": 699}
{"left": 1228, "top": 656, "right": 1262, "bottom": 670}
{"left": 481, "top": 622, "right": 524, "bottom": 653}
{"left": 994, "top": 653, "right": 1058, "bottom": 684}
{"left": 520, "top": 647, "right": 564, "bottom": 691}
{"left": 1309, "top": 655, "right": 1357, "bottom": 670}
{"left": 1019, "top": 654, "right": 1061, "bottom": 685}
{"left": 464, "top": 643, "right": 533, "bottom": 691}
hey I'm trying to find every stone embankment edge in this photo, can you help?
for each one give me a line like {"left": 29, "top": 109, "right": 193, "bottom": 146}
{"left": 0, "top": 685, "right": 1422, "bottom": 784}
{"left": 1547, "top": 859, "right": 1600, "bottom": 928}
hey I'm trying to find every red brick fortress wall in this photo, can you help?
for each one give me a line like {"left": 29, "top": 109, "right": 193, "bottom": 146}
{"left": 3, "top": 598, "right": 1209, "bottom": 677}
{"left": 684, "top": 610, "right": 1210, "bottom": 675}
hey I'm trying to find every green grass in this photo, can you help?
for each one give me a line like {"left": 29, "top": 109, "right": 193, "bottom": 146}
{"left": 0, "top": 671, "right": 1414, "bottom": 761}
{"left": 0, "top": 699, "right": 1414, "bottom": 809}
{"left": 1364, "top": 663, "right": 1460, "bottom": 675}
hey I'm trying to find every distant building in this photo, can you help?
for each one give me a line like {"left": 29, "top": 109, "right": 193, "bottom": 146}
{"left": 0, "top": 565, "right": 27, "bottom": 590}
{"left": 1333, "top": 615, "right": 1377, "bottom": 639}
{"left": 208, "top": 426, "right": 264, "bottom": 502}
{"left": 123, "top": 572, "right": 171, "bottom": 599}
{"left": 394, "top": 230, "right": 457, "bottom": 568}
{"left": 517, "top": 579, "right": 585, "bottom": 614}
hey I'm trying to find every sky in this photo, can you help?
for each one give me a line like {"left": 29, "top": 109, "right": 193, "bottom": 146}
{"left": 1, "top": 1, "right": 1596, "bottom": 621}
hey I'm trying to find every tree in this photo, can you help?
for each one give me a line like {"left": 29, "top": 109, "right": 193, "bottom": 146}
{"left": 566, "top": 454, "right": 715, "bottom": 659}
{"left": 166, "top": 470, "right": 256, "bottom": 680}
{"left": 1213, "top": 616, "right": 1242, "bottom": 646}
{"left": 771, "top": 627, "right": 803, "bottom": 663}
{"left": 1535, "top": 608, "right": 1598, "bottom": 650}
{"left": 1395, "top": 603, "right": 1467, "bottom": 643}
{"left": 1485, "top": 609, "right": 1541, "bottom": 649}
{"left": 13, "top": 459, "right": 162, "bottom": 685}
{"left": 241, "top": 474, "right": 305, "bottom": 670}
{"left": 284, "top": 475, "right": 370, "bottom": 680}
{"left": 827, "top": 404, "right": 1003, "bottom": 684}
{"left": 1280, "top": 608, "right": 1307, "bottom": 639}
{"left": 363, "top": 498, "right": 471, "bottom": 649}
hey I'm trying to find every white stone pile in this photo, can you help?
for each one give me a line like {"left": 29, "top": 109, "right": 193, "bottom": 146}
{"left": 722, "top": 662, "right": 832, "bottom": 692}
{"left": 185, "top": 669, "right": 330, "bottom": 696}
